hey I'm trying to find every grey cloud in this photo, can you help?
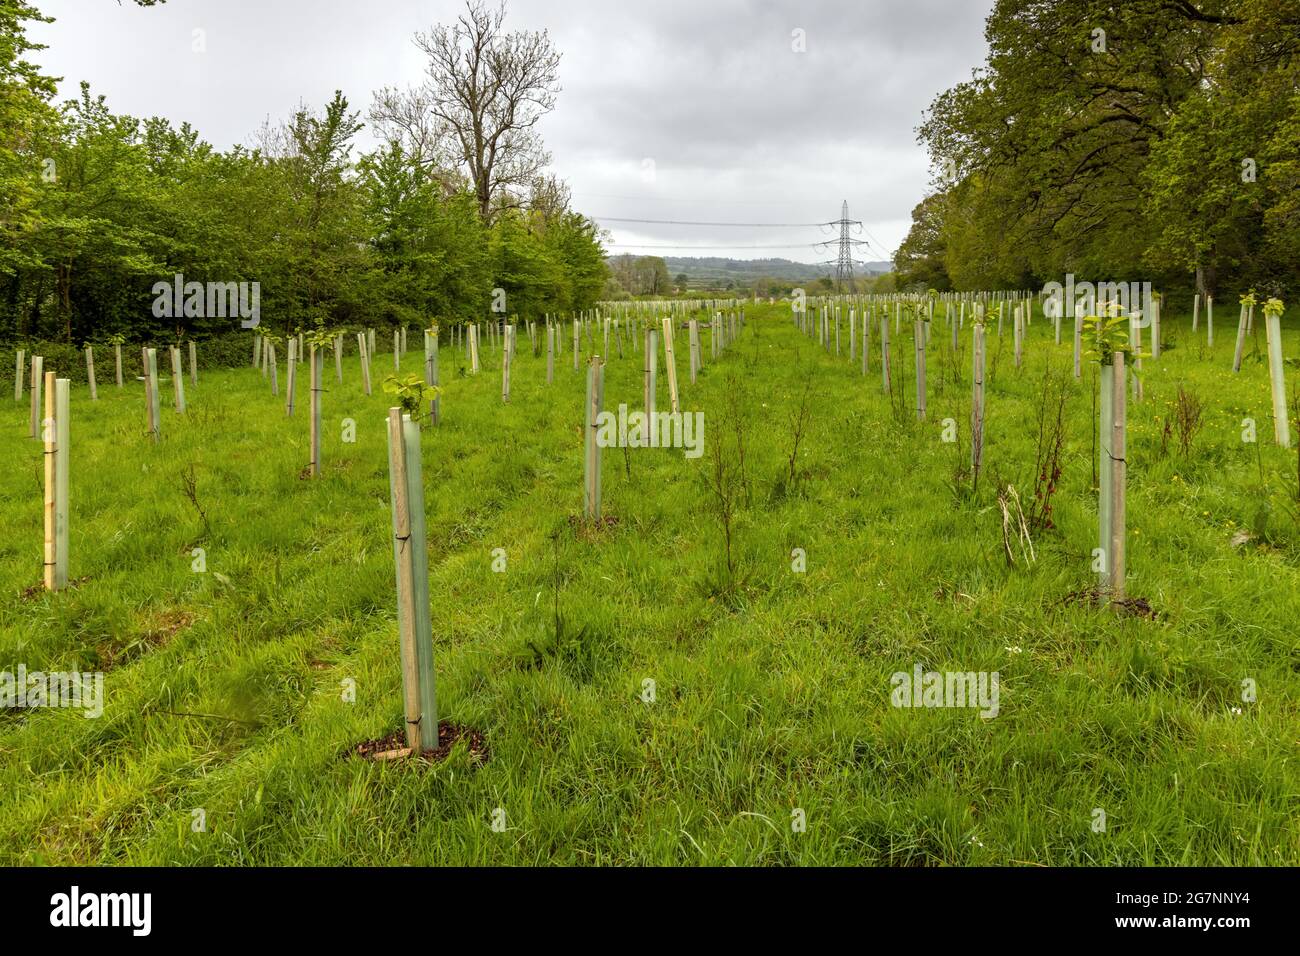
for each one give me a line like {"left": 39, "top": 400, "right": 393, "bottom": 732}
{"left": 33, "top": 0, "right": 990, "bottom": 261}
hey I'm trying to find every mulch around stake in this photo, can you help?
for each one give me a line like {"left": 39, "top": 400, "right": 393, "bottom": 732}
{"left": 19, "top": 575, "right": 91, "bottom": 601}
{"left": 347, "top": 722, "right": 490, "bottom": 766}
{"left": 1059, "top": 586, "right": 1158, "bottom": 620}
{"left": 567, "top": 514, "right": 620, "bottom": 538}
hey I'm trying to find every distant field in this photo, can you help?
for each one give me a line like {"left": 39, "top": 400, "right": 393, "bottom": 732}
{"left": 1, "top": 303, "right": 1297, "bottom": 865}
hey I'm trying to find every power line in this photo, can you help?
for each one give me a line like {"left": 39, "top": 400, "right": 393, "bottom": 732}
{"left": 593, "top": 216, "right": 823, "bottom": 228}
{"left": 574, "top": 191, "right": 833, "bottom": 208}
{"left": 608, "top": 242, "right": 825, "bottom": 250}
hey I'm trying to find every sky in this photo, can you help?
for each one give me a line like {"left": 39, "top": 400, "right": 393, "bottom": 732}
{"left": 30, "top": 0, "right": 992, "bottom": 264}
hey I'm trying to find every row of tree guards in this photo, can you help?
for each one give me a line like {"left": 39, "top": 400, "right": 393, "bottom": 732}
{"left": 13, "top": 288, "right": 1285, "bottom": 663}
{"left": 791, "top": 289, "right": 1289, "bottom": 603}
{"left": 239, "top": 304, "right": 745, "bottom": 485}
{"left": 15, "top": 342, "right": 200, "bottom": 437}
{"left": 377, "top": 307, "right": 743, "bottom": 752}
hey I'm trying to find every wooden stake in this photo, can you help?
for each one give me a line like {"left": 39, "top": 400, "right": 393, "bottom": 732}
{"left": 662, "top": 317, "right": 679, "bottom": 414}
{"left": 115, "top": 343, "right": 123, "bottom": 387}
{"left": 189, "top": 340, "right": 198, "bottom": 385}
{"left": 14, "top": 349, "right": 23, "bottom": 402}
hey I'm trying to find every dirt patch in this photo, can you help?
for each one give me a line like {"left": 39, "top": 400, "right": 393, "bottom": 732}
{"left": 19, "top": 575, "right": 90, "bottom": 601}
{"left": 567, "top": 513, "right": 620, "bottom": 539}
{"left": 1059, "top": 587, "right": 1158, "bottom": 620}
{"left": 95, "top": 609, "right": 196, "bottom": 670}
{"left": 346, "top": 721, "right": 490, "bottom": 766}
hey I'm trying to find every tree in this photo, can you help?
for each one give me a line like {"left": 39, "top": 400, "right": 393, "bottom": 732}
{"left": 895, "top": 192, "right": 951, "bottom": 291}
{"left": 917, "top": 0, "right": 1300, "bottom": 291}
{"left": 258, "top": 91, "right": 372, "bottom": 330}
{"left": 373, "top": 0, "right": 561, "bottom": 222}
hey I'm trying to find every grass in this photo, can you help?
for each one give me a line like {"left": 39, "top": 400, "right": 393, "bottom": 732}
{"left": 1, "top": 304, "right": 1297, "bottom": 865}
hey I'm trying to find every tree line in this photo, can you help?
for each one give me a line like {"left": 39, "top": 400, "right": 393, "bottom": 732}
{"left": 895, "top": 0, "right": 1299, "bottom": 297}
{"left": 0, "top": 0, "right": 608, "bottom": 347}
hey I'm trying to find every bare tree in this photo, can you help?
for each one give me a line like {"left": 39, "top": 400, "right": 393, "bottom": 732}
{"left": 372, "top": 0, "right": 561, "bottom": 221}
{"left": 527, "top": 172, "right": 572, "bottom": 224}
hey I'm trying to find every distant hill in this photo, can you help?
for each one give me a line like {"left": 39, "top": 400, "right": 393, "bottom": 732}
{"left": 662, "top": 256, "right": 893, "bottom": 285}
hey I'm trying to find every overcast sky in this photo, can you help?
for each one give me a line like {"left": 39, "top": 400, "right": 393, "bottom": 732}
{"left": 31, "top": 0, "right": 991, "bottom": 264}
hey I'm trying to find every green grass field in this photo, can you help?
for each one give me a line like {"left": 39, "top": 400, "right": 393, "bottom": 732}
{"left": 1, "top": 303, "right": 1297, "bottom": 865}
